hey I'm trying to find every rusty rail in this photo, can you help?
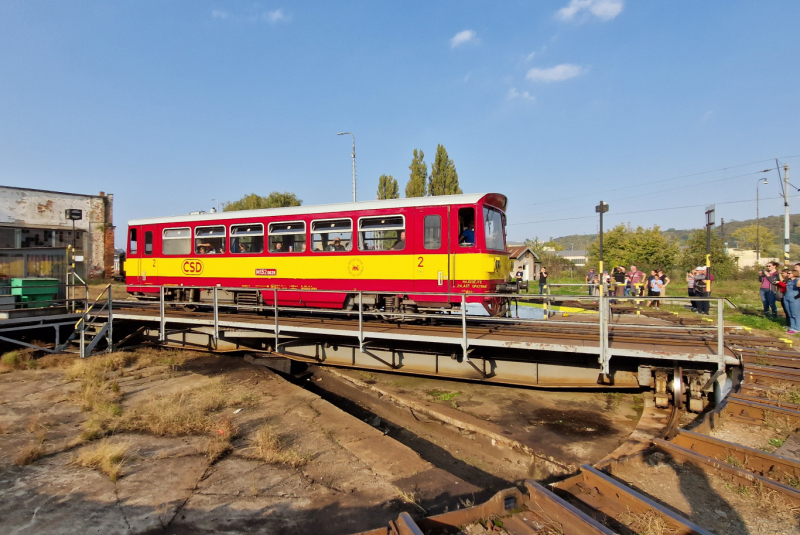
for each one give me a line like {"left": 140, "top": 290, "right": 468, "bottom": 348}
{"left": 553, "top": 464, "right": 712, "bottom": 535}
{"left": 724, "top": 394, "right": 800, "bottom": 428}
{"left": 743, "top": 365, "right": 800, "bottom": 388}
{"left": 654, "top": 437, "right": 800, "bottom": 507}
{"left": 354, "top": 481, "right": 614, "bottom": 535}
{"left": 668, "top": 429, "right": 800, "bottom": 491}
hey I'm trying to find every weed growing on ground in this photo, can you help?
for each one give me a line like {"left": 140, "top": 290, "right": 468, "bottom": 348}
{"left": 72, "top": 439, "right": 129, "bottom": 481}
{"left": 252, "top": 425, "right": 309, "bottom": 468}
{"left": 426, "top": 389, "right": 460, "bottom": 401}
{"left": 765, "top": 385, "right": 800, "bottom": 405}
{"left": 14, "top": 443, "right": 45, "bottom": 465}
{"left": 206, "top": 416, "right": 238, "bottom": 463}
{"left": 356, "top": 370, "right": 377, "bottom": 382}
{"left": 396, "top": 488, "right": 426, "bottom": 513}
{"left": 618, "top": 506, "right": 677, "bottom": 535}
{"left": 723, "top": 455, "right": 744, "bottom": 469}
{"left": 769, "top": 437, "right": 786, "bottom": 449}
{"left": 627, "top": 395, "right": 645, "bottom": 420}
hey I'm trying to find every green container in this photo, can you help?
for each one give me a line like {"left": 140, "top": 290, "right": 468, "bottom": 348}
{"left": 11, "top": 278, "right": 58, "bottom": 307}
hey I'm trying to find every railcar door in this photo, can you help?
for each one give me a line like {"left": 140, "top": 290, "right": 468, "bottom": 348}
{"left": 414, "top": 207, "right": 450, "bottom": 295}
{"left": 126, "top": 226, "right": 141, "bottom": 286}
{"left": 141, "top": 227, "right": 157, "bottom": 285}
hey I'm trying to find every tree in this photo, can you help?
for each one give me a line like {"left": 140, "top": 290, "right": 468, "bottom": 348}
{"left": 222, "top": 192, "right": 302, "bottom": 211}
{"left": 544, "top": 239, "right": 564, "bottom": 251}
{"left": 405, "top": 149, "right": 428, "bottom": 198}
{"left": 376, "top": 175, "right": 399, "bottom": 200}
{"left": 679, "top": 229, "right": 737, "bottom": 279}
{"left": 586, "top": 224, "right": 679, "bottom": 271}
{"left": 428, "top": 144, "right": 462, "bottom": 196}
{"left": 730, "top": 224, "right": 779, "bottom": 255}
{"left": 524, "top": 237, "right": 547, "bottom": 258}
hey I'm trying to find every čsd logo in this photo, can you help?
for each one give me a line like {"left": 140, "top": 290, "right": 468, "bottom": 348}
{"left": 181, "top": 259, "right": 204, "bottom": 275}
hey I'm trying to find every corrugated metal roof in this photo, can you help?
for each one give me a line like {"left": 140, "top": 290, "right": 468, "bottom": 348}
{"left": 129, "top": 193, "right": 504, "bottom": 226}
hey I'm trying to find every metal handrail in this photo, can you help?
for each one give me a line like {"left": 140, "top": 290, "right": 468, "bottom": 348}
{"left": 147, "top": 284, "right": 732, "bottom": 374}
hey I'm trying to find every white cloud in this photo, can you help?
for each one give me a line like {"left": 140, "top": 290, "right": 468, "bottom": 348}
{"left": 211, "top": 9, "right": 229, "bottom": 19}
{"left": 508, "top": 88, "right": 535, "bottom": 102}
{"left": 450, "top": 30, "right": 477, "bottom": 49}
{"left": 526, "top": 64, "right": 585, "bottom": 83}
{"left": 526, "top": 51, "right": 536, "bottom": 61}
{"left": 702, "top": 111, "right": 714, "bottom": 122}
{"left": 264, "top": 9, "right": 286, "bottom": 23}
{"left": 556, "top": 0, "right": 623, "bottom": 22}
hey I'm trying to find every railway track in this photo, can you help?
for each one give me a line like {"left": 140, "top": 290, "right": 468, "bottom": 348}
{"left": 353, "top": 343, "right": 800, "bottom": 534}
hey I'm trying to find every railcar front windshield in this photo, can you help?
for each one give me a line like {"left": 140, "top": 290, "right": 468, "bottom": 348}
{"left": 483, "top": 206, "right": 506, "bottom": 251}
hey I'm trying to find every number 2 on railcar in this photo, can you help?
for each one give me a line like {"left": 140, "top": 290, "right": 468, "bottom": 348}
{"left": 124, "top": 193, "right": 513, "bottom": 316}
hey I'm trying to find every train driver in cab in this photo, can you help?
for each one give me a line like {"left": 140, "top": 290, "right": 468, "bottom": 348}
{"left": 460, "top": 221, "right": 475, "bottom": 246}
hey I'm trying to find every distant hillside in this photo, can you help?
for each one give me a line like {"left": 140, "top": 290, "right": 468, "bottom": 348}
{"left": 551, "top": 214, "right": 800, "bottom": 249}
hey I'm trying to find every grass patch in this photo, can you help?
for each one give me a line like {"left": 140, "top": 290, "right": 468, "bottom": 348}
{"left": 765, "top": 386, "right": 800, "bottom": 405}
{"left": 727, "top": 313, "right": 787, "bottom": 334}
{"left": 769, "top": 437, "right": 786, "bottom": 449}
{"left": 72, "top": 439, "right": 129, "bottom": 481}
{"left": 426, "top": 389, "right": 461, "bottom": 401}
{"left": 14, "top": 443, "right": 45, "bottom": 465}
{"left": 356, "top": 370, "right": 377, "bottom": 382}
{"left": 627, "top": 395, "right": 645, "bottom": 421}
{"left": 252, "top": 425, "right": 309, "bottom": 468}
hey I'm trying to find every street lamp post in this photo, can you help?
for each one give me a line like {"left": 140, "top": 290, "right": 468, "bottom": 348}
{"left": 756, "top": 177, "right": 768, "bottom": 263}
{"left": 337, "top": 132, "right": 356, "bottom": 202}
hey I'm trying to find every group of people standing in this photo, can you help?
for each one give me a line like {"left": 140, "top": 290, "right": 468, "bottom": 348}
{"left": 759, "top": 261, "right": 800, "bottom": 334}
{"left": 583, "top": 266, "right": 670, "bottom": 306}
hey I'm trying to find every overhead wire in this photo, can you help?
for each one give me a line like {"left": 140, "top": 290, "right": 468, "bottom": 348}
{"left": 515, "top": 153, "right": 800, "bottom": 211}
{"left": 508, "top": 194, "right": 800, "bottom": 226}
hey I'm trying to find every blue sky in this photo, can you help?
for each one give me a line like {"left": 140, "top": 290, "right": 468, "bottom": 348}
{"left": 1, "top": 1, "right": 798, "bottom": 245}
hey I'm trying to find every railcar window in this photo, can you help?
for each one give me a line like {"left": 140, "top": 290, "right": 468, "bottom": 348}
{"left": 458, "top": 207, "right": 476, "bottom": 247}
{"left": 162, "top": 228, "right": 191, "bottom": 255}
{"left": 129, "top": 229, "right": 138, "bottom": 255}
{"left": 358, "top": 216, "right": 405, "bottom": 251}
{"left": 230, "top": 224, "right": 264, "bottom": 254}
{"left": 483, "top": 207, "right": 506, "bottom": 251}
{"left": 268, "top": 221, "right": 306, "bottom": 253}
{"left": 144, "top": 231, "right": 153, "bottom": 255}
{"left": 423, "top": 215, "right": 441, "bottom": 250}
{"left": 311, "top": 219, "right": 352, "bottom": 252}
{"left": 195, "top": 226, "right": 226, "bottom": 254}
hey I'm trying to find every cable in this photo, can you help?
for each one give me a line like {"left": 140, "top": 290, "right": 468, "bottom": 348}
{"left": 508, "top": 194, "right": 800, "bottom": 226}
{"left": 515, "top": 154, "right": 800, "bottom": 211}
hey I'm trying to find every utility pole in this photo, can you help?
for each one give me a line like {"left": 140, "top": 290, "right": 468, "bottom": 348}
{"left": 778, "top": 159, "right": 790, "bottom": 267}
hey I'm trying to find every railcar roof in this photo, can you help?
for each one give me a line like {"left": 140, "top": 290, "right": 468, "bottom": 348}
{"left": 128, "top": 193, "right": 505, "bottom": 226}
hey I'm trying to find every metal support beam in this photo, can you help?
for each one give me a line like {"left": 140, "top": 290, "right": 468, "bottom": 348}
{"left": 716, "top": 298, "right": 724, "bottom": 369}
{"left": 0, "top": 334, "right": 57, "bottom": 354}
{"left": 358, "top": 292, "right": 364, "bottom": 352}
{"left": 273, "top": 289, "right": 279, "bottom": 351}
{"left": 213, "top": 286, "right": 219, "bottom": 342}
{"left": 461, "top": 294, "right": 469, "bottom": 361}
{"left": 107, "top": 288, "right": 113, "bottom": 353}
{"left": 159, "top": 286, "right": 165, "bottom": 342}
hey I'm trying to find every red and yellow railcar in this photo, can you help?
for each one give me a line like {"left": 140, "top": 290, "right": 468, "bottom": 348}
{"left": 125, "top": 193, "right": 512, "bottom": 314}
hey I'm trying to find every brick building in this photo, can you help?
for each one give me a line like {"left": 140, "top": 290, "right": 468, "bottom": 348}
{"left": 0, "top": 186, "right": 115, "bottom": 279}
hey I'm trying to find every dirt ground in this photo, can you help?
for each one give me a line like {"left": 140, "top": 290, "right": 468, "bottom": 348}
{"left": 321, "top": 367, "right": 643, "bottom": 470}
{"left": 0, "top": 350, "right": 492, "bottom": 535}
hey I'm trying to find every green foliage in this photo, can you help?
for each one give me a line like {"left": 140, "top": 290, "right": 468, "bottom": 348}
{"left": 426, "top": 389, "right": 460, "bottom": 401}
{"left": 428, "top": 144, "right": 462, "bottom": 196}
{"left": 587, "top": 224, "right": 679, "bottom": 271}
{"left": 679, "top": 228, "right": 737, "bottom": 278}
{"left": 524, "top": 237, "right": 547, "bottom": 257}
{"left": 376, "top": 175, "right": 399, "bottom": 200}
{"left": 405, "top": 149, "right": 428, "bottom": 198}
{"left": 731, "top": 224, "right": 779, "bottom": 255}
{"left": 222, "top": 192, "right": 302, "bottom": 211}
{"left": 544, "top": 239, "right": 563, "bottom": 251}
